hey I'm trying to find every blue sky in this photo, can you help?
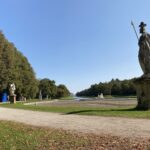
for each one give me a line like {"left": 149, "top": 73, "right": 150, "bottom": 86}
{"left": 0, "top": 0, "right": 149, "bottom": 93}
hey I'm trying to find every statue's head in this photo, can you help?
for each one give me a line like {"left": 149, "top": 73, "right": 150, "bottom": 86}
{"left": 139, "top": 22, "right": 147, "bottom": 34}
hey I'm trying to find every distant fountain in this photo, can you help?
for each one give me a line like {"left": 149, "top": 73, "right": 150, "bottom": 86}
{"left": 98, "top": 93, "right": 104, "bottom": 99}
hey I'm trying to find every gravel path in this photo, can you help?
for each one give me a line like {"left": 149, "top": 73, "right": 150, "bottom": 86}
{"left": 0, "top": 107, "right": 150, "bottom": 138}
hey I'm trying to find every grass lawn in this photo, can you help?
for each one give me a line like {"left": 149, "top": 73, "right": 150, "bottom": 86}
{"left": 0, "top": 120, "right": 149, "bottom": 150}
{"left": 0, "top": 120, "right": 91, "bottom": 150}
{"left": 1, "top": 101, "right": 150, "bottom": 119}
{"left": 59, "top": 96, "right": 75, "bottom": 100}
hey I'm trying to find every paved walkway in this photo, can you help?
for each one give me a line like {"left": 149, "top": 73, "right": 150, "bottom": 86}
{"left": 0, "top": 107, "right": 150, "bottom": 138}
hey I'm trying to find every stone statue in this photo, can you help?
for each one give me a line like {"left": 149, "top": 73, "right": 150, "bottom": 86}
{"left": 134, "top": 22, "right": 150, "bottom": 110}
{"left": 39, "top": 90, "right": 42, "bottom": 100}
{"left": 138, "top": 22, "right": 150, "bottom": 77}
{"left": 9, "top": 83, "right": 16, "bottom": 96}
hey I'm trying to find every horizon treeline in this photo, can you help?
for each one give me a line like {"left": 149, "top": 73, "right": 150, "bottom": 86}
{"left": 0, "top": 31, "right": 70, "bottom": 100}
{"left": 76, "top": 78, "right": 136, "bottom": 97}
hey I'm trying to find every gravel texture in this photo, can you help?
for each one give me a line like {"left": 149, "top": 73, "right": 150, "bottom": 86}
{"left": 0, "top": 107, "right": 150, "bottom": 139}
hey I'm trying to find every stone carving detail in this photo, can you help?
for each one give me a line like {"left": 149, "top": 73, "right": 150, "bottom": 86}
{"left": 9, "top": 83, "right": 16, "bottom": 96}
{"left": 9, "top": 83, "right": 16, "bottom": 104}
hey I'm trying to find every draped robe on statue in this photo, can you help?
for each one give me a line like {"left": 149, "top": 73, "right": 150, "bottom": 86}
{"left": 138, "top": 32, "right": 150, "bottom": 76}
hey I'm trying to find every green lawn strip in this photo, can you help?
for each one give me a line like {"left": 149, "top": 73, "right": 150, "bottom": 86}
{"left": 0, "top": 121, "right": 90, "bottom": 150}
{"left": 0, "top": 120, "right": 149, "bottom": 150}
{"left": 113, "top": 95, "right": 137, "bottom": 98}
{"left": 0, "top": 121, "right": 42, "bottom": 150}
{"left": 59, "top": 96, "right": 75, "bottom": 100}
{"left": 1, "top": 102, "right": 150, "bottom": 118}
{"left": 78, "top": 95, "right": 137, "bottom": 98}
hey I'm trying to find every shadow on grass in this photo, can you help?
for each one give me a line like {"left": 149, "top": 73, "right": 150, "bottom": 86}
{"left": 66, "top": 107, "right": 142, "bottom": 115}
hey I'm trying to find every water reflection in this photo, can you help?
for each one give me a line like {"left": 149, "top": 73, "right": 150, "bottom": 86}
{"left": 74, "top": 96, "right": 90, "bottom": 101}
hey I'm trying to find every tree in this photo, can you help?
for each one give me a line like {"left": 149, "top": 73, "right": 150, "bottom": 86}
{"left": 76, "top": 78, "right": 136, "bottom": 97}
{"left": 39, "top": 78, "right": 57, "bottom": 99}
{"left": 57, "top": 84, "right": 70, "bottom": 98}
{"left": 0, "top": 31, "right": 38, "bottom": 99}
{"left": 39, "top": 79, "right": 70, "bottom": 99}
{"left": 0, "top": 31, "right": 71, "bottom": 100}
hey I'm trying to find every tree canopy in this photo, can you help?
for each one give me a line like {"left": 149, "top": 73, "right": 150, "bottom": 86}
{"left": 76, "top": 78, "right": 136, "bottom": 97}
{"left": 0, "top": 31, "right": 38, "bottom": 99}
{"left": 0, "top": 31, "right": 70, "bottom": 100}
{"left": 39, "top": 78, "right": 70, "bottom": 99}
{"left": 56, "top": 84, "right": 70, "bottom": 98}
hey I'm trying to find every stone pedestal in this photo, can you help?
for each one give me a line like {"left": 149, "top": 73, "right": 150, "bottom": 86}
{"left": 134, "top": 77, "right": 150, "bottom": 110}
{"left": 10, "top": 95, "right": 16, "bottom": 104}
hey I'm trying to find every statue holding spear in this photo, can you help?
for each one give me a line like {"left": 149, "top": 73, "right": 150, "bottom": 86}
{"left": 132, "top": 21, "right": 150, "bottom": 110}
{"left": 131, "top": 21, "right": 150, "bottom": 77}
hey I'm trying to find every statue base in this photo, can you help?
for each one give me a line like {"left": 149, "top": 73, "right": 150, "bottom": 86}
{"left": 134, "top": 76, "right": 150, "bottom": 110}
{"left": 10, "top": 95, "right": 16, "bottom": 104}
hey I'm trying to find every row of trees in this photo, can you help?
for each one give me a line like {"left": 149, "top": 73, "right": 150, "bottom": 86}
{"left": 39, "top": 78, "right": 70, "bottom": 99}
{"left": 0, "top": 31, "right": 70, "bottom": 100}
{"left": 76, "top": 78, "right": 136, "bottom": 97}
